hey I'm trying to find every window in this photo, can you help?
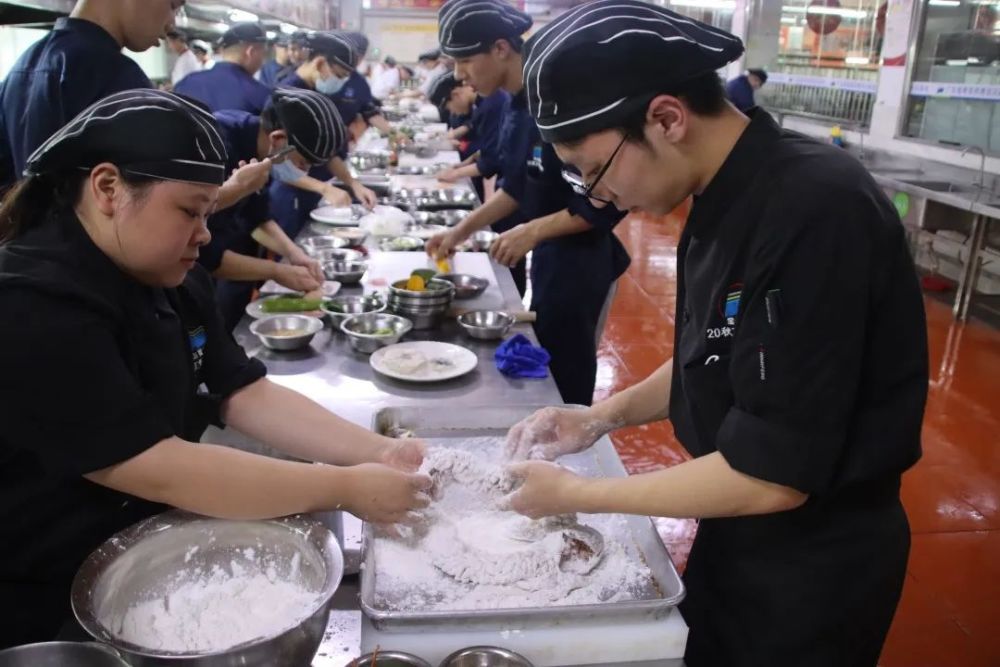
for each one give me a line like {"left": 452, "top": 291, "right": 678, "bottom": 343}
{"left": 901, "top": 0, "right": 1000, "bottom": 152}
{"left": 755, "top": 0, "right": 884, "bottom": 125}
{"left": 660, "top": 0, "right": 737, "bottom": 32}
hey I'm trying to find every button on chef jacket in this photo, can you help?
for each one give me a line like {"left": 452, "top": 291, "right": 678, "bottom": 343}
{"left": 201, "top": 109, "right": 273, "bottom": 330}
{"left": 0, "top": 211, "right": 266, "bottom": 649}
{"left": 670, "top": 110, "right": 927, "bottom": 667}
{"left": 496, "top": 89, "right": 630, "bottom": 405}
{"left": 268, "top": 73, "right": 349, "bottom": 239}
{"left": 0, "top": 17, "right": 151, "bottom": 189}
{"left": 174, "top": 61, "right": 271, "bottom": 115}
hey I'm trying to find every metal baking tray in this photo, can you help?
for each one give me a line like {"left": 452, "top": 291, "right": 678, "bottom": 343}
{"left": 360, "top": 405, "right": 686, "bottom": 633}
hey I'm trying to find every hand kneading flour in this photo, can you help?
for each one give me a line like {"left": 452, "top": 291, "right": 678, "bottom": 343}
{"left": 106, "top": 550, "right": 319, "bottom": 652}
{"left": 374, "top": 443, "right": 654, "bottom": 611}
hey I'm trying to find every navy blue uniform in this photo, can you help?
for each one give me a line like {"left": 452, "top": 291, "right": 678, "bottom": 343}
{"left": 498, "top": 90, "right": 630, "bottom": 405}
{"left": 259, "top": 59, "right": 292, "bottom": 88}
{"left": 203, "top": 110, "right": 273, "bottom": 330}
{"left": 267, "top": 73, "right": 349, "bottom": 239}
{"left": 174, "top": 62, "right": 271, "bottom": 115}
{"left": 329, "top": 71, "right": 380, "bottom": 125}
{"left": 458, "top": 90, "right": 506, "bottom": 201}
{"left": 725, "top": 74, "right": 755, "bottom": 112}
{"left": 0, "top": 18, "right": 151, "bottom": 188}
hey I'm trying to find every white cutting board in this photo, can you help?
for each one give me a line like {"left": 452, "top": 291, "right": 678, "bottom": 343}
{"left": 398, "top": 149, "right": 461, "bottom": 168}
{"left": 359, "top": 607, "right": 688, "bottom": 665}
{"left": 360, "top": 251, "right": 508, "bottom": 312}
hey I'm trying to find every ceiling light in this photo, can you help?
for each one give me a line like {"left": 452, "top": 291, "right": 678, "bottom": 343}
{"left": 228, "top": 9, "right": 259, "bottom": 23}
{"left": 782, "top": 5, "right": 869, "bottom": 18}
{"left": 845, "top": 56, "right": 871, "bottom": 64}
{"left": 670, "top": 0, "right": 737, "bottom": 9}
{"left": 929, "top": 0, "right": 961, "bottom": 6}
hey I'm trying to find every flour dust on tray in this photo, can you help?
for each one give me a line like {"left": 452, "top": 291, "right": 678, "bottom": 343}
{"left": 105, "top": 549, "right": 320, "bottom": 653}
{"left": 374, "top": 445, "right": 653, "bottom": 612}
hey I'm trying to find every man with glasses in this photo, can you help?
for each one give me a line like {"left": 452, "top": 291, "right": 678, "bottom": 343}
{"left": 427, "top": 0, "right": 630, "bottom": 407}
{"left": 501, "top": 2, "right": 929, "bottom": 665}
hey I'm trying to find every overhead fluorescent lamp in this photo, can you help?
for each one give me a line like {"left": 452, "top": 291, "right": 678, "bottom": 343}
{"left": 782, "top": 5, "right": 869, "bottom": 18}
{"left": 212, "top": 21, "right": 229, "bottom": 33}
{"left": 670, "top": 0, "right": 737, "bottom": 9}
{"left": 266, "top": 30, "right": 278, "bottom": 40}
{"left": 945, "top": 58, "right": 970, "bottom": 65}
{"left": 929, "top": 0, "right": 961, "bottom": 6}
{"left": 280, "top": 23, "right": 298, "bottom": 34}
{"left": 228, "top": 9, "right": 259, "bottom": 23}
{"left": 781, "top": 15, "right": 798, "bottom": 22}
{"left": 845, "top": 56, "right": 871, "bottom": 64}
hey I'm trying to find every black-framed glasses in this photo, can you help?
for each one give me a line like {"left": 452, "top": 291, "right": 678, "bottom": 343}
{"left": 561, "top": 133, "right": 628, "bottom": 205}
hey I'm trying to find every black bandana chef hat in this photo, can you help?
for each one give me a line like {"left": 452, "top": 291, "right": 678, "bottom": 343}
{"left": 305, "top": 31, "right": 357, "bottom": 71}
{"left": 523, "top": 0, "right": 744, "bottom": 143}
{"left": 267, "top": 87, "right": 347, "bottom": 165}
{"left": 428, "top": 72, "right": 461, "bottom": 110}
{"left": 438, "top": 0, "right": 533, "bottom": 58}
{"left": 25, "top": 89, "right": 227, "bottom": 185}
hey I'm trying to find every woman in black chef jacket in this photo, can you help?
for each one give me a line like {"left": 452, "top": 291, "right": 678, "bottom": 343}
{"left": 0, "top": 90, "right": 431, "bottom": 650}
{"left": 501, "top": 3, "right": 929, "bottom": 667}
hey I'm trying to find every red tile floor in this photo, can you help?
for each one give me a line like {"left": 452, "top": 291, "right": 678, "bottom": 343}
{"left": 599, "top": 203, "right": 1000, "bottom": 667}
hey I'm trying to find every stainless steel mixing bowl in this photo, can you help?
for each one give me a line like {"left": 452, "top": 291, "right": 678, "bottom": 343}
{"left": 0, "top": 642, "right": 129, "bottom": 667}
{"left": 249, "top": 314, "right": 324, "bottom": 351}
{"left": 440, "top": 646, "right": 534, "bottom": 667}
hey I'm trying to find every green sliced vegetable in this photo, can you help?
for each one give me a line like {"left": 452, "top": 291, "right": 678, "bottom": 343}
{"left": 260, "top": 296, "right": 324, "bottom": 313}
{"left": 373, "top": 327, "right": 395, "bottom": 335}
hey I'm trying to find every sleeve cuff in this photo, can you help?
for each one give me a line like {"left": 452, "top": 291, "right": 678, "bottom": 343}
{"left": 211, "top": 357, "right": 267, "bottom": 400}
{"left": 715, "top": 407, "right": 843, "bottom": 494}
{"left": 476, "top": 157, "right": 498, "bottom": 178}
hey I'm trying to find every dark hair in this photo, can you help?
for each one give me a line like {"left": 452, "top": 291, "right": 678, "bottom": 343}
{"left": 400, "top": 66, "right": 415, "bottom": 77}
{"left": 0, "top": 169, "right": 155, "bottom": 244}
{"left": 747, "top": 68, "right": 768, "bottom": 83}
{"left": 618, "top": 72, "right": 728, "bottom": 143}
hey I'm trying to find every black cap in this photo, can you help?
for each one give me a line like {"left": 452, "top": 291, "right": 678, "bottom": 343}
{"left": 427, "top": 72, "right": 460, "bottom": 108}
{"left": 26, "top": 90, "right": 227, "bottom": 186}
{"left": 272, "top": 34, "right": 291, "bottom": 47}
{"left": 305, "top": 31, "right": 356, "bottom": 71}
{"left": 748, "top": 68, "right": 768, "bottom": 83}
{"left": 290, "top": 30, "right": 311, "bottom": 47}
{"left": 190, "top": 39, "right": 211, "bottom": 54}
{"left": 384, "top": 55, "right": 397, "bottom": 67}
{"left": 267, "top": 88, "right": 346, "bottom": 165}
{"left": 418, "top": 48, "right": 441, "bottom": 62}
{"left": 219, "top": 22, "right": 268, "bottom": 49}
{"left": 343, "top": 31, "right": 370, "bottom": 56}
{"left": 523, "top": 0, "right": 744, "bottom": 143}
{"left": 438, "top": 0, "right": 532, "bottom": 57}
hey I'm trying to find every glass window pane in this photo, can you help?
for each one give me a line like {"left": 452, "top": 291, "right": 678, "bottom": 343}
{"left": 902, "top": 1, "right": 1000, "bottom": 152}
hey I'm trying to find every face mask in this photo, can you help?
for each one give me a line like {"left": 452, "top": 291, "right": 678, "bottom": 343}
{"left": 316, "top": 73, "right": 348, "bottom": 95}
{"left": 271, "top": 158, "right": 307, "bottom": 184}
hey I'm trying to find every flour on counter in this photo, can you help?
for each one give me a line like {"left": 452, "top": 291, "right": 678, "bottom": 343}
{"left": 374, "top": 445, "right": 653, "bottom": 612}
{"left": 106, "top": 553, "right": 319, "bottom": 653}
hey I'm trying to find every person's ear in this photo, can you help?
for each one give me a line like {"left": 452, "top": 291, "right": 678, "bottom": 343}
{"left": 646, "top": 95, "right": 688, "bottom": 144}
{"left": 89, "top": 163, "right": 125, "bottom": 217}
{"left": 268, "top": 130, "right": 289, "bottom": 153}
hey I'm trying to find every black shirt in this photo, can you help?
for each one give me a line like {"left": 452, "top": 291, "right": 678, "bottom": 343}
{"left": 670, "top": 110, "right": 928, "bottom": 665}
{"left": 0, "top": 210, "right": 266, "bottom": 648}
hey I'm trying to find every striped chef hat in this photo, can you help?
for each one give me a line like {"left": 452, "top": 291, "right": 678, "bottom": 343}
{"left": 25, "top": 89, "right": 227, "bottom": 185}
{"left": 524, "top": 0, "right": 744, "bottom": 143}
{"left": 305, "top": 31, "right": 357, "bottom": 71}
{"left": 437, "top": 0, "right": 533, "bottom": 57}
{"left": 268, "top": 87, "right": 346, "bottom": 164}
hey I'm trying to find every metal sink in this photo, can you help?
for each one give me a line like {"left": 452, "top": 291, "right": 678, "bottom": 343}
{"left": 898, "top": 179, "right": 978, "bottom": 194}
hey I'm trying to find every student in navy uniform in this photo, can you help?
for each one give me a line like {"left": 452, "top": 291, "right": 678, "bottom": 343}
{"left": 502, "top": 3, "right": 928, "bottom": 666}
{"left": 428, "top": 73, "right": 506, "bottom": 203}
{"left": 0, "top": 89, "right": 431, "bottom": 650}
{"left": 206, "top": 88, "right": 349, "bottom": 330}
{"left": 0, "top": 0, "right": 184, "bottom": 190}
{"left": 427, "top": 0, "right": 630, "bottom": 406}
{"left": 174, "top": 22, "right": 271, "bottom": 115}
{"left": 269, "top": 32, "right": 379, "bottom": 238}
{"left": 326, "top": 31, "right": 396, "bottom": 138}
{"left": 726, "top": 67, "right": 768, "bottom": 112}
{"left": 259, "top": 34, "right": 293, "bottom": 88}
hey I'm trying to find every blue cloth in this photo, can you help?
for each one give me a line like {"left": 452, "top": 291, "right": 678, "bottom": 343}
{"left": 0, "top": 17, "right": 151, "bottom": 188}
{"left": 495, "top": 335, "right": 551, "bottom": 378}
{"left": 469, "top": 90, "right": 508, "bottom": 177}
{"left": 174, "top": 62, "right": 271, "bottom": 115}
{"left": 259, "top": 59, "right": 293, "bottom": 88}
{"left": 725, "top": 75, "right": 755, "bottom": 112}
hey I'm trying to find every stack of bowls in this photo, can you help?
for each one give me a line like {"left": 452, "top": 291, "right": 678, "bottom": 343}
{"left": 387, "top": 278, "right": 455, "bottom": 330}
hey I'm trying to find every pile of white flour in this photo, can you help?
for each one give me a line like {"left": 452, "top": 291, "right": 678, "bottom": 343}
{"left": 105, "top": 549, "right": 320, "bottom": 652}
{"left": 373, "top": 443, "right": 653, "bottom": 612}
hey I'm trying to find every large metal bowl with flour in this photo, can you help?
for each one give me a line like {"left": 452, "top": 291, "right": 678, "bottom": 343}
{"left": 71, "top": 511, "right": 344, "bottom": 666}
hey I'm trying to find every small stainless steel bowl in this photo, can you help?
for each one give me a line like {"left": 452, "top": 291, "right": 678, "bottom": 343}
{"left": 315, "top": 248, "right": 365, "bottom": 264}
{"left": 379, "top": 236, "right": 425, "bottom": 252}
{"left": 328, "top": 228, "right": 369, "bottom": 245}
{"left": 432, "top": 188, "right": 478, "bottom": 206}
{"left": 341, "top": 313, "right": 412, "bottom": 353}
{"left": 250, "top": 314, "right": 323, "bottom": 351}
{"left": 438, "top": 209, "right": 469, "bottom": 227}
{"left": 395, "top": 187, "right": 432, "bottom": 200}
{"left": 321, "top": 260, "right": 368, "bottom": 284}
{"left": 457, "top": 310, "right": 515, "bottom": 340}
{"left": 0, "top": 642, "right": 129, "bottom": 667}
{"left": 387, "top": 305, "right": 448, "bottom": 330}
{"left": 351, "top": 651, "right": 432, "bottom": 667}
{"left": 299, "top": 236, "right": 349, "bottom": 257}
{"left": 71, "top": 511, "right": 343, "bottom": 667}
{"left": 410, "top": 211, "right": 445, "bottom": 226}
{"left": 321, "top": 294, "right": 386, "bottom": 327}
{"left": 436, "top": 273, "right": 488, "bottom": 299}
{"left": 468, "top": 230, "right": 499, "bottom": 252}
{"left": 389, "top": 278, "right": 455, "bottom": 299}
{"left": 440, "top": 646, "right": 534, "bottom": 667}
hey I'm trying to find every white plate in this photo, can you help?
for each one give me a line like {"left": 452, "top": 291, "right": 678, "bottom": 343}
{"left": 311, "top": 206, "right": 361, "bottom": 226}
{"left": 245, "top": 291, "right": 336, "bottom": 320}
{"left": 370, "top": 341, "right": 478, "bottom": 383}
{"left": 258, "top": 280, "right": 341, "bottom": 297}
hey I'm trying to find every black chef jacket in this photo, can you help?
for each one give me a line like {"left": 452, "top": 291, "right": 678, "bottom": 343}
{"left": 0, "top": 210, "right": 266, "bottom": 648}
{"left": 670, "top": 110, "right": 927, "bottom": 666}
